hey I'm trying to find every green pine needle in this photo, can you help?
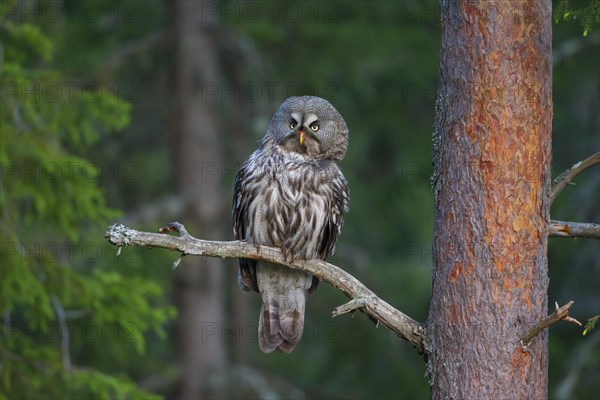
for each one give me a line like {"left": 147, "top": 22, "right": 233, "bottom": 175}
{"left": 555, "top": 0, "right": 600, "bottom": 36}
{"left": 583, "top": 315, "right": 599, "bottom": 336}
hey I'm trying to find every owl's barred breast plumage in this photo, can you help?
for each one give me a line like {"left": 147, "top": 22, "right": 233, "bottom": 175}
{"left": 233, "top": 96, "right": 349, "bottom": 353}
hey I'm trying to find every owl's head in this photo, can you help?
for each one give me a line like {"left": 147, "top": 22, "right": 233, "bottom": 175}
{"left": 264, "top": 96, "right": 349, "bottom": 160}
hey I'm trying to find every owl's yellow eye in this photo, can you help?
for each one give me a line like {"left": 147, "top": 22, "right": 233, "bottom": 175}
{"left": 310, "top": 123, "right": 319, "bottom": 132}
{"left": 289, "top": 120, "right": 297, "bottom": 129}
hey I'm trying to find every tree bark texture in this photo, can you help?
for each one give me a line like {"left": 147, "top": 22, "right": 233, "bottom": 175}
{"left": 170, "top": 1, "right": 226, "bottom": 398}
{"left": 427, "top": 1, "right": 552, "bottom": 399}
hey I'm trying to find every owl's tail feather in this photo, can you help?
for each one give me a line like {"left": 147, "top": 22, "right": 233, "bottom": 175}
{"left": 258, "top": 290, "right": 306, "bottom": 353}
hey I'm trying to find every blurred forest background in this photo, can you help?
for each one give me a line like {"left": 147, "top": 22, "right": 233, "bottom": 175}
{"left": 1, "top": 0, "right": 599, "bottom": 399}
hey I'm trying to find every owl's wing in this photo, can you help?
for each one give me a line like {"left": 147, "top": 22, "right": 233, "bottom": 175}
{"left": 307, "top": 166, "right": 348, "bottom": 294}
{"left": 233, "top": 162, "right": 259, "bottom": 292}
{"left": 317, "top": 166, "right": 350, "bottom": 260}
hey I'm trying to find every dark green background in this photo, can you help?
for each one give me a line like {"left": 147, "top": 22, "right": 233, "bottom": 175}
{"left": 1, "top": 1, "right": 598, "bottom": 398}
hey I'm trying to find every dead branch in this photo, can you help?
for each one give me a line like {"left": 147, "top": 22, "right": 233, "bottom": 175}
{"left": 550, "top": 151, "right": 600, "bottom": 204}
{"left": 521, "top": 301, "right": 582, "bottom": 347}
{"left": 332, "top": 297, "right": 369, "bottom": 317}
{"left": 105, "top": 222, "right": 426, "bottom": 353}
{"left": 549, "top": 220, "right": 600, "bottom": 240}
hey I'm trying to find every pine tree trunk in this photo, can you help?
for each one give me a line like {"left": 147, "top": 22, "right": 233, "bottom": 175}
{"left": 170, "top": 1, "right": 226, "bottom": 397}
{"left": 426, "top": 1, "right": 552, "bottom": 398}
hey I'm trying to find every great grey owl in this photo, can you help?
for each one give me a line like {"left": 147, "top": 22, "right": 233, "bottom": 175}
{"left": 233, "top": 96, "right": 349, "bottom": 353}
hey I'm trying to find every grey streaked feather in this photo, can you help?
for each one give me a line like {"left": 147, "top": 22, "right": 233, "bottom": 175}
{"left": 232, "top": 96, "right": 349, "bottom": 353}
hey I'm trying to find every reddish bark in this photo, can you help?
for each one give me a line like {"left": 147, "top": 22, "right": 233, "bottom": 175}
{"left": 427, "top": 1, "right": 552, "bottom": 398}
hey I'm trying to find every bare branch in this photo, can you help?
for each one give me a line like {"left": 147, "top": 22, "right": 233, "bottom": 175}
{"left": 105, "top": 223, "right": 426, "bottom": 353}
{"left": 332, "top": 297, "right": 369, "bottom": 317}
{"left": 549, "top": 220, "right": 600, "bottom": 240}
{"left": 521, "top": 301, "right": 581, "bottom": 347}
{"left": 550, "top": 151, "right": 600, "bottom": 204}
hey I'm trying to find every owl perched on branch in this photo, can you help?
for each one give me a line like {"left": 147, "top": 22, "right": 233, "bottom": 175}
{"left": 233, "top": 96, "right": 350, "bottom": 353}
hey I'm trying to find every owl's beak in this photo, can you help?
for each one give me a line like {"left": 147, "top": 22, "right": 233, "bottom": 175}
{"left": 299, "top": 130, "right": 305, "bottom": 146}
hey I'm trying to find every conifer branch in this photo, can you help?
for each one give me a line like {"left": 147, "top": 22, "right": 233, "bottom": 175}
{"left": 548, "top": 220, "right": 600, "bottom": 240}
{"left": 521, "top": 301, "right": 581, "bottom": 347}
{"left": 550, "top": 151, "right": 600, "bottom": 204}
{"left": 105, "top": 222, "right": 426, "bottom": 354}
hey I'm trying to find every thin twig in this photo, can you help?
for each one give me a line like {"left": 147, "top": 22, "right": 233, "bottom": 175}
{"left": 549, "top": 220, "right": 600, "bottom": 240}
{"left": 550, "top": 151, "right": 600, "bottom": 204}
{"left": 105, "top": 223, "right": 426, "bottom": 353}
{"left": 332, "top": 297, "right": 369, "bottom": 317}
{"left": 159, "top": 221, "right": 191, "bottom": 238}
{"left": 521, "top": 301, "right": 581, "bottom": 347}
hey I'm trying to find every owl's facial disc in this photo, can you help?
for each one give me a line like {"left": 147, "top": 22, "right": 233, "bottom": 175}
{"left": 281, "top": 112, "right": 321, "bottom": 156}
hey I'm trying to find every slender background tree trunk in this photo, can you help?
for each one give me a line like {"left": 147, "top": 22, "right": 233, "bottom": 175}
{"left": 170, "top": 1, "right": 226, "bottom": 397}
{"left": 427, "top": 1, "right": 552, "bottom": 398}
